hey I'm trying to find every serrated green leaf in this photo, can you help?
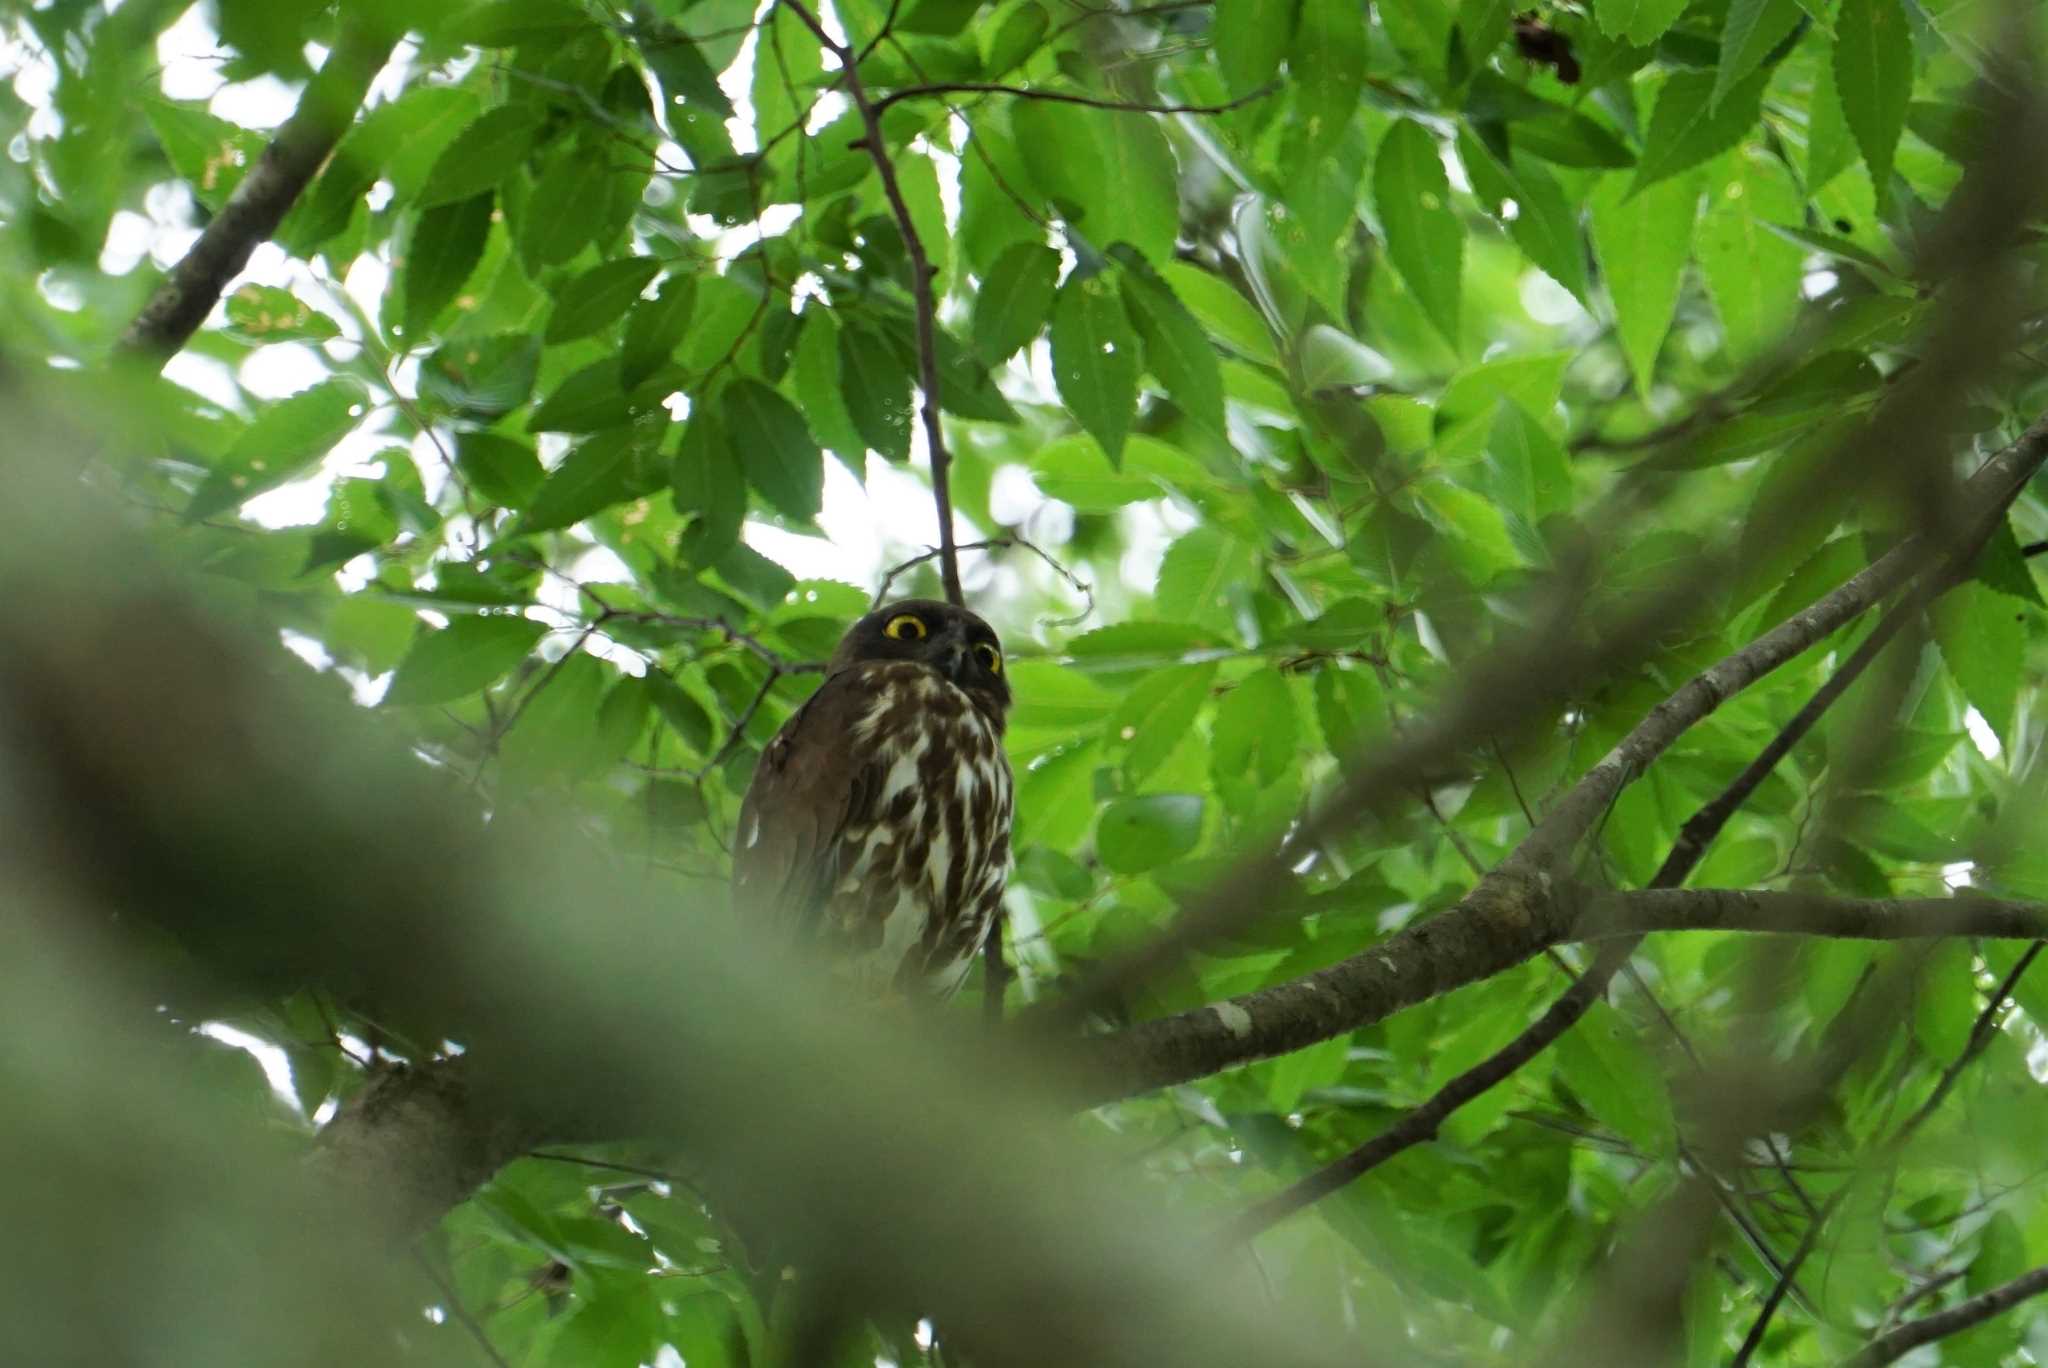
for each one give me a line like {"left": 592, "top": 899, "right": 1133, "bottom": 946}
{"left": 518, "top": 143, "right": 610, "bottom": 269}
{"left": 1969, "top": 516, "right": 2047, "bottom": 607}
{"left": 418, "top": 333, "right": 542, "bottom": 420}
{"left": 1216, "top": 0, "right": 1295, "bottom": 97}
{"left": 456, "top": 431, "right": 546, "bottom": 509}
{"left": 515, "top": 431, "right": 648, "bottom": 536}
{"left": 1457, "top": 127, "right": 1591, "bottom": 305}
{"left": 144, "top": 101, "right": 268, "bottom": 212}
{"left": 401, "top": 192, "right": 492, "bottom": 341}
{"left": 187, "top": 379, "right": 365, "bottom": 520}
{"left": 621, "top": 273, "right": 697, "bottom": 389}
{"left": 545, "top": 257, "right": 664, "bottom": 345}
{"left": 1698, "top": 148, "right": 1804, "bottom": 363}
{"left": 1714, "top": 0, "right": 1803, "bottom": 108}
{"left": 1590, "top": 170, "right": 1700, "bottom": 399}
{"left": 1159, "top": 263, "right": 1279, "bottom": 367}
{"left": 1594, "top": 0, "right": 1688, "bottom": 46}
{"left": 838, "top": 322, "right": 912, "bottom": 461}
{"left": 1097, "top": 793, "right": 1205, "bottom": 873}
{"left": 1114, "top": 247, "right": 1226, "bottom": 438}
{"left": 1213, "top": 668, "right": 1297, "bottom": 791}
{"left": 723, "top": 379, "right": 822, "bottom": 520}
{"left": 1050, "top": 273, "right": 1141, "bottom": 466}
{"left": 1373, "top": 120, "right": 1462, "bottom": 350}
{"left": 1933, "top": 581, "right": 2024, "bottom": 745}
{"left": 1014, "top": 100, "right": 1179, "bottom": 262}
{"left": 1833, "top": 0, "right": 1913, "bottom": 212}
{"left": 1155, "top": 526, "right": 1254, "bottom": 629}
{"left": 384, "top": 615, "right": 547, "bottom": 706}
{"left": 221, "top": 284, "right": 341, "bottom": 343}
{"left": 973, "top": 241, "right": 1062, "bottom": 364}
{"left": 417, "top": 103, "right": 545, "bottom": 208}
{"left": 1629, "top": 69, "right": 1767, "bottom": 196}
{"left": 672, "top": 404, "right": 748, "bottom": 565}
{"left": 789, "top": 311, "right": 865, "bottom": 471}
{"left": 1292, "top": 0, "right": 1366, "bottom": 157}
{"left": 1556, "top": 1000, "right": 1676, "bottom": 1153}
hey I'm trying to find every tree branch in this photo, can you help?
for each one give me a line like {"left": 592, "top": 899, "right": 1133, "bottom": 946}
{"left": 779, "top": 0, "right": 964, "bottom": 606}
{"left": 1838, "top": 1266, "right": 2048, "bottom": 1367}
{"left": 1578, "top": 889, "right": 2048, "bottom": 942}
{"left": 117, "top": 19, "right": 400, "bottom": 367}
{"left": 1082, "top": 406, "right": 2048, "bottom": 1105}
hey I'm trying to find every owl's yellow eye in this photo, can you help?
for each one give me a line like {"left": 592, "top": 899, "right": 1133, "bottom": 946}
{"left": 883, "top": 614, "right": 927, "bottom": 641}
{"left": 975, "top": 642, "right": 1002, "bottom": 675}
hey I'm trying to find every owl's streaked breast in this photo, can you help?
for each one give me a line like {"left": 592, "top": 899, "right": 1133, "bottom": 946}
{"left": 823, "top": 662, "right": 1013, "bottom": 997}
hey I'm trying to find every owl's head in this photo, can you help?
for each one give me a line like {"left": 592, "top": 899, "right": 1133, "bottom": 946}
{"left": 831, "top": 599, "right": 1011, "bottom": 714}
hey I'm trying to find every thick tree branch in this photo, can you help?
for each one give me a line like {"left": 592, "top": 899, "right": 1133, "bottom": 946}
{"left": 779, "top": 0, "right": 964, "bottom": 606}
{"left": 1084, "top": 406, "right": 2048, "bottom": 1104}
{"left": 1578, "top": 889, "right": 2048, "bottom": 942}
{"left": 117, "top": 19, "right": 400, "bottom": 367}
{"left": 1838, "top": 1266, "right": 2048, "bottom": 1367}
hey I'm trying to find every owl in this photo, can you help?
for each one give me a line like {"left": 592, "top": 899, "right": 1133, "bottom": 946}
{"left": 731, "top": 599, "right": 1014, "bottom": 999}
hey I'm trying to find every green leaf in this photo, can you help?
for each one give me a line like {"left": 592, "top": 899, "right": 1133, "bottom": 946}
{"left": 1833, "top": 0, "right": 1913, "bottom": 211}
{"left": 838, "top": 322, "right": 912, "bottom": 462}
{"left": 723, "top": 379, "right": 823, "bottom": 521}
{"left": 1714, "top": 0, "right": 1803, "bottom": 108}
{"left": 1212, "top": 668, "right": 1298, "bottom": 791}
{"left": 1216, "top": 0, "right": 1295, "bottom": 97}
{"left": 516, "top": 431, "right": 646, "bottom": 536}
{"left": 545, "top": 257, "right": 665, "bottom": 345}
{"left": 221, "top": 284, "right": 341, "bottom": 344}
{"left": 518, "top": 143, "right": 610, "bottom": 269}
{"left": 1097, "top": 793, "right": 1205, "bottom": 873}
{"left": 1487, "top": 401, "right": 1573, "bottom": 521}
{"left": 144, "top": 101, "right": 268, "bottom": 211}
{"left": 1933, "top": 582, "right": 2024, "bottom": 745}
{"left": 1590, "top": 170, "right": 1700, "bottom": 399}
{"left": 501, "top": 653, "right": 616, "bottom": 783}
{"left": 1911, "top": 939, "right": 1976, "bottom": 1061}
{"left": 1969, "top": 516, "right": 2046, "bottom": 607}
{"left": 456, "top": 431, "right": 546, "bottom": 509}
{"left": 418, "top": 333, "right": 542, "bottom": 420}
{"left": 1291, "top": 0, "right": 1366, "bottom": 157}
{"left": 187, "top": 379, "right": 365, "bottom": 520}
{"left": 1373, "top": 120, "right": 1462, "bottom": 350}
{"left": 1629, "top": 69, "right": 1767, "bottom": 196}
{"left": 1156, "top": 526, "right": 1255, "bottom": 630}
{"left": 417, "top": 103, "right": 545, "bottom": 208}
{"left": 1050, "top": 273, "right": 1141, "bottom": 466}
{"left": 672, "top": 405, "right": 748, "bottom": 564}
{"left": 384, "top": 615, "right": 547, "bottom": 707}
{"left": 1514, "top": 112, "right": 1637, "bottom": 169}
{"left": 972, "top": 241, "right": 1062, "bottom": 364}
{"left": 401, "top": 192, "right": 492, "bottom": 341}
{"left": 646, "top": 671, "right": 715, "bottom": 754}
{"left": 1555, "top": 1000, "right": 1676, "bottom": 1153}
{"left": 1114, "top": 247, "right": 1226, "bottom": 438}
{"left": 621, "top": 273, "right": 698, "bottom": 389}
{"left": 1594, "top": 0, "right": 1688, "bottom": 45}
{"left": 528, "top": 360, "right": 640, "bottom": 433}
{"left": 1698, "top": 148, "right": 1805, "bottom": 364}
{"left": 790, "top": 311, "right": 865, "bottom": 470}
{"left": 1108, "top": 662, "right": 1218, "bottom": 782}
{"left": 1457, "top": 128, "right": 1591, "bottom": 305}
{"left": 1160, "top": 263, "right": 1279, "bottom": 367}
{"left": 1014, "top": 100, "right": 1179, "bottom": 262}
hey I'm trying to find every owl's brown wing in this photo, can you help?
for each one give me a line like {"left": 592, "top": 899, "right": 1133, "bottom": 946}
{"left": 730, "top": 666, "right": 885, "bottom": 932}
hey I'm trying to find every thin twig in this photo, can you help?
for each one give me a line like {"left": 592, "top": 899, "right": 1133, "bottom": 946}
{"left": 413, "top": 1247, "right": 515, "bottom": 1368}
{"left": 874, "top": 537, "right": 1095, "bottom": 626}
{"left": 779, "top": 0, "right": 964, "bottom": 605}
{"left": 870, "top": 80, "right": 1276, "bottom": 119}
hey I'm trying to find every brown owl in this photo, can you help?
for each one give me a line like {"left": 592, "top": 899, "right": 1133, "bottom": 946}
{"left": 731, "top": 599, "right": 1014, "bottom": 999}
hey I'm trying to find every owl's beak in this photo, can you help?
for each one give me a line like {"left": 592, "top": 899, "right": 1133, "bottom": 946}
{"left": 936, "top": 623, "right": 971, "bottom": 683}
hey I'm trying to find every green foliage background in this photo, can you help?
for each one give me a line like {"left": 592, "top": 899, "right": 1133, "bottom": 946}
{"left": 8, "top": 0, "right": 2048, "bottom": 1362}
